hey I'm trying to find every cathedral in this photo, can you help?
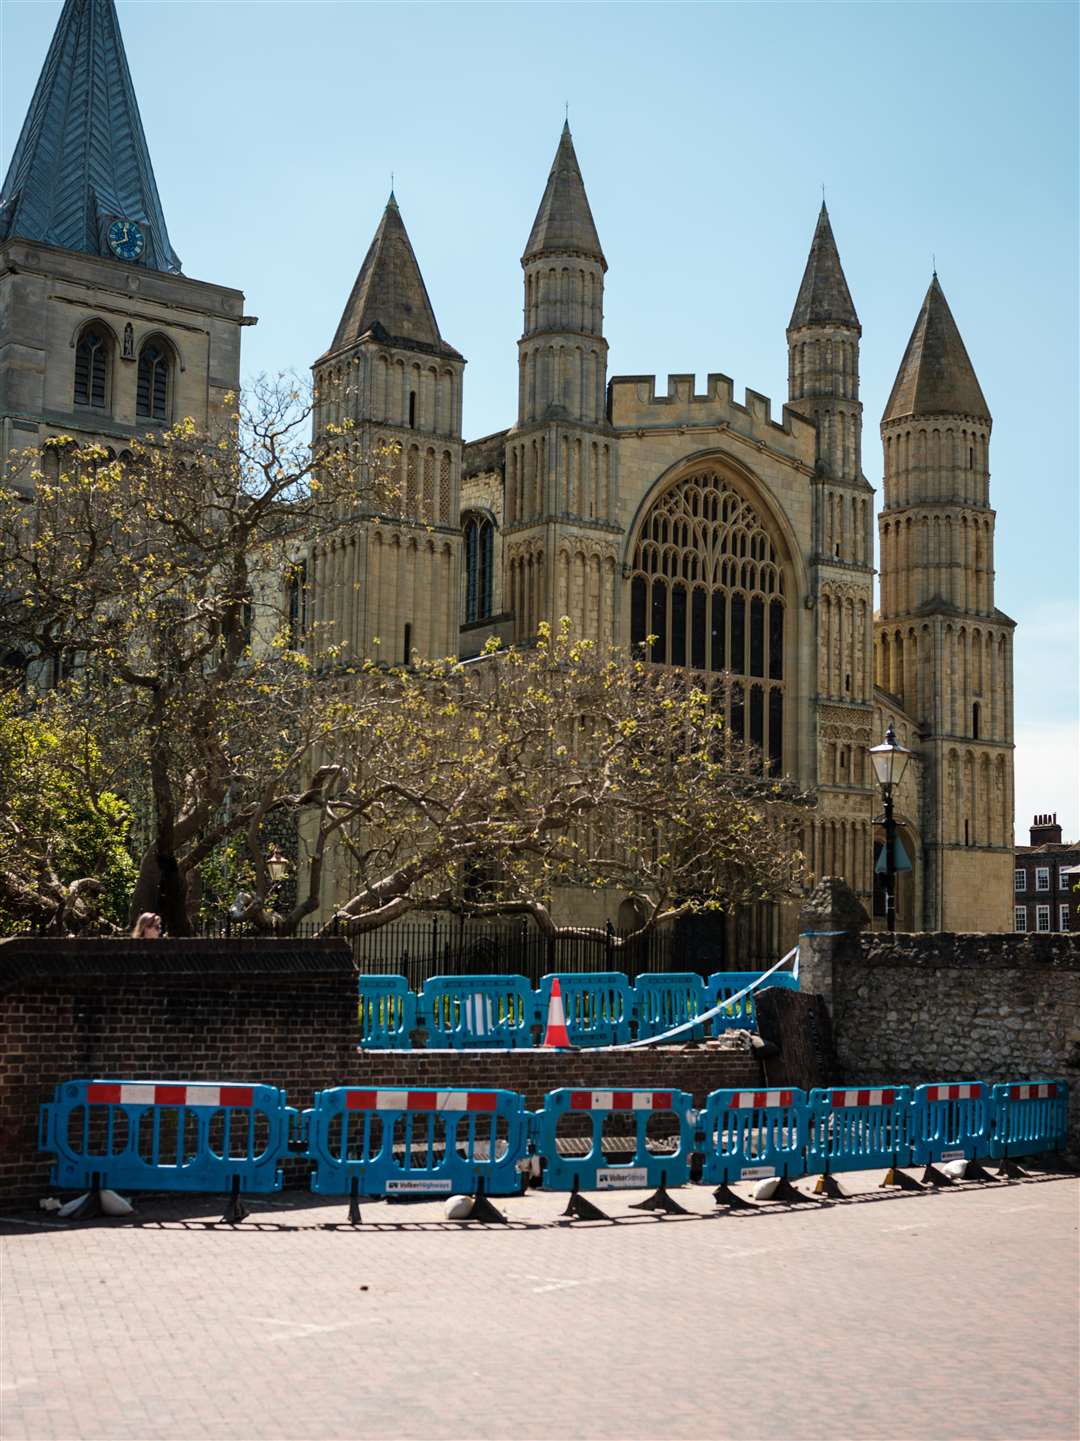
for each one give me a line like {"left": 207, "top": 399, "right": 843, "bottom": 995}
{"left": 0, "top": 0, "right": 1016, "bottom": 943}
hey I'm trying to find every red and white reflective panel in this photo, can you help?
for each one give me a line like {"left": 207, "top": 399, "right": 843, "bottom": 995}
{"left": 1008, "top": 1082, "right": 1058, "bottom": 1100}
{"left": 86, "top": 1083, "right": 254, "bottom": 1107}
{"left": 569, "top": 1091, "right": 673, "bottom": 1111}
{"left": 345, "top": 1089, "right": 499, "bottom": 1112}
{"left": 829, "top": 1088, "right": 896, "bottom": 1108}
{"left": 726, "top": 1090, "right": 794, "bottom": 1110}
{"left": 924, "top": 1083, "right": 983, "bottom": 1102}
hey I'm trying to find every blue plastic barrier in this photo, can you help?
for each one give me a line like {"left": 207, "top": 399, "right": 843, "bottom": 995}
{"left": 304, "top": 1086, "right": 529, "bottom": 1196}
{"left": 807, "top": 1085, "right": 913, "bottom": 1174}
{"left": 38, "top": 1079, "right": 293, "bottom": 1197}
{"left": 535, "top": 1087, "right": 695, "bottom": 1191}
{"left": 419, "top": 975, "right": 536, "bottom": 1048}
{"left": 990, "top": 1081, "right": 1069, "bottom": 1159}
{"left": 538, "top": 973, "right": 634, "bottom": 1046}
{"left": 699, "top": 1086, "right": 808, "bottom": 1184}
{"left": 911, "top": 1082, "right": 991, "bottom": 1165}
{"left": 705, "top": 970, "right": 799, "bottom": 1034}
{"left": 358, "top": 975, "right": 416, "bottom": 1049}
{"left": 634, "top": 973, "right": 708, "bottom": 1041}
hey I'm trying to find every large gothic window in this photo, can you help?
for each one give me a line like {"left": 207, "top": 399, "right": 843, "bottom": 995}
{"left": 630, "top": 469, "right": 787, "bottom": 773}
{"left": 73, "top": 325, "right": 110, "bottom": 410}
{"left": 136, "top": 341, "right": 170, "bottom": 420}
{"left": 463, "top": 512, "right": 494, "bottom": 623}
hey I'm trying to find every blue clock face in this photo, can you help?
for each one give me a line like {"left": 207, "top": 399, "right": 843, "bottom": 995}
{"left": 107, "top": 218, "right": 144, "bottom": 261}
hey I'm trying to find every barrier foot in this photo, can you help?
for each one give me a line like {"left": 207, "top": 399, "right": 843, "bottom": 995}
{"left": 347, "top": 1178, "right": 362, "bottom": 1226}
{"left": 995, "top": 1156, "right": 1030, "bottom": 1181}
{"left": 560, "top": 1183, "right": 610, "bottom": 1222}
{"left": 880, "top": 1166, "right": 923, "bottom": 1192}
{"left": 629, "top": 1176, "right": 690, "bottom": 1216}
{"left": 65, "top": 1176, "right": 105, "bottom": 1221}
{"left": 962, "top": 1159, "right": 1000, "bottom": 1184}
{"left": 712, "top": 1182, "right": 756, "bottom": 1211}
{"left": 469, "top": 1178, "right": 507, "bottom": 1225}
{"left": 812, "top": 1171, "right": 845, "bottom": 1199}
{"left": 919, "top": 1163, "right": 953, "bottom": 1188}
{"left": 222, "top": 1177, "right": 249, "bottom": 1224}
{"left": 770, "top": 1174, "right": 812, "bottom": 1205}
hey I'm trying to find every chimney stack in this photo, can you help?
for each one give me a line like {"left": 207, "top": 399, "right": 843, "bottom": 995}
{"left": 1029, "top": 813, "right": 1062, "bottom": 846}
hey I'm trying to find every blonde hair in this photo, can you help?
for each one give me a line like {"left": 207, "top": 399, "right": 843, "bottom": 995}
{"left": 132, "top": 913, "right": 162, "bottom": 938}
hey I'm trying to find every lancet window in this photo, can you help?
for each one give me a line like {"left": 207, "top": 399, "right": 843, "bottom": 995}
{"left": 463, "top": 512, "right": 494, "bottom": 623}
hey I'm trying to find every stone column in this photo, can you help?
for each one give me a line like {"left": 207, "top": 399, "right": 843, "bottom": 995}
{"left": 797, "top": 876, "right": 869, "bottom": 1016}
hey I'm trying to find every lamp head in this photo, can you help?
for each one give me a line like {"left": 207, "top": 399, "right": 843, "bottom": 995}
{"left": 869, "top": 724, "right": 913, "bottom": 789}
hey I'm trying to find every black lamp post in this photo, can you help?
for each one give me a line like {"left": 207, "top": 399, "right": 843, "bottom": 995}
{"left": 870, "top": 724, "right": 913, "bottom": 932}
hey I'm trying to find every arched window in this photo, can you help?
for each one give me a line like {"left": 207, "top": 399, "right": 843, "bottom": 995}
{"left": 463, "top": 512, "right": 494, "bottom": 623}
{"left": 137, "top": 341, "right": 170, "bottom": 420}
{"left": 73, "top": 325, "right": 110, "bottom": 410}
{"left": 630, "top": 468, "right": 788, "bottom": 773}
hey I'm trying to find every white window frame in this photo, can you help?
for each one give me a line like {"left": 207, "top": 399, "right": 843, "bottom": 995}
{"left": 1060, "top": 904, "right": 1072, "bottom": 931}
{"left": 1014, "top": 868, "right": 1026, "bottom": 893}
{"left": 1035, "top": 867, "right": 1050, "bottom": 892}
{"left": 1014, "top": 906, "right": 1027, "bottom": 932}
{"left": 1035, "top": 904, "right": 1051, "bottom": 932}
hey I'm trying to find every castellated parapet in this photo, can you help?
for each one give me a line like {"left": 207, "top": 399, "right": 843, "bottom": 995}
{"left": 608, "top": 372, "right": 817, "bottom": 471}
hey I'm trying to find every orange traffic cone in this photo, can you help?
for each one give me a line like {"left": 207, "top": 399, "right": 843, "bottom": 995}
{"left": 541, "top": 978, "right": 572, "bottom": 1048}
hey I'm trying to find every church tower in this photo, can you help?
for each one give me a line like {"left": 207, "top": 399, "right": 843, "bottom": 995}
{"left": 788, "top": 204, "right": 876, "bottom": 910}
{"left": 0, "top": 0, "right": 249, "bottom": 477}
{"left": 876, "top": 274, "right": 1014, "bottom": 930}
{"left": 507, "top": 124, "right": 620, "bottom": 642}
{"left": 310, "top": 195, "right": 464, "bottom": 663}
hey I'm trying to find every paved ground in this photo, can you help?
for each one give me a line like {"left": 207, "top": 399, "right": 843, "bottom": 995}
{"left": 1, "top": 1169, "right": 1077, "bottom": 1441}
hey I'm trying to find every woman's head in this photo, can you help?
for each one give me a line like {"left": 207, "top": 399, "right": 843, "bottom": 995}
{"left": 132, "top": 912, "right": 162, "bottom": 939}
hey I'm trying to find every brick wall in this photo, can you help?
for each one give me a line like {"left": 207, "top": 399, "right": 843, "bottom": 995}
{"left": 0, "top": 938, "right": 760, "bottom": 1202}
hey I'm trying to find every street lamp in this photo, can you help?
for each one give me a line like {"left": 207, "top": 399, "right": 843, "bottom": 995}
{"left": 266, "top": 848, "right": 290, "bottom": 887}
{"left": 870, "top": 724, "right": 913, "bottom": 933}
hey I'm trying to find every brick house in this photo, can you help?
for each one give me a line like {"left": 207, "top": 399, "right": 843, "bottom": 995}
{"left": 1014, "top": 814, "right": 1080, "bottom": 933}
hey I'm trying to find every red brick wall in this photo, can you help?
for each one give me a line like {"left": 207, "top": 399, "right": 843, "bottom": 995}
{"left": 0, "top": 938, "right": 760, "bottom": 1202}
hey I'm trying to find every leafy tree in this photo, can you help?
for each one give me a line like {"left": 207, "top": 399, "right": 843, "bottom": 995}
{"left": 0, "top": 692, "right": 136, "bottom": 933}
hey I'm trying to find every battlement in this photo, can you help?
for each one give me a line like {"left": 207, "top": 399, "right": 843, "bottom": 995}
{"left": 607, "top": 372, "right": 816, "bottom": 466}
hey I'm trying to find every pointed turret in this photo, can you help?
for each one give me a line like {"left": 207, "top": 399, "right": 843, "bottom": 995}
{"left": 0, "top": 0, "right": 180, "bottom": 272}
{"left": 522, "top": 123, "right": 605, "bottom": 268}
{"left": 883, "top": 274, "right": 989, "bottom": 423}
{"left": 327, "top": 195, "right": 460, "bottom": 358}
{"left": 788, "top": 203, "right": 859, "bottom": 331}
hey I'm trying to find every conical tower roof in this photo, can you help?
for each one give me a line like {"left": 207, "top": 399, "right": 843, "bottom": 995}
{"left": 326, "top": 194, "right": 460, "bottom": 359}
{"left": 788, "top": 203, "right": 859, "bottom": 330}
{"left": 883, "top": 275, "right": 990, "bottom": 423}
{"left": 0, "top": 0, "right": 180, "bottom": 273}
{"left": 523, "top": 123, "right": 605, "bottom": 269}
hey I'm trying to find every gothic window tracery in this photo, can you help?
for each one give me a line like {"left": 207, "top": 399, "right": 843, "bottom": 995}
{"left": 136, "top": 340, "right": 170, "bottom": 420}
{"left": 74, "top": 324, "right": 110, "bottom": 410}
{"left": 463, "top": 511, "right": 494, "bottom": 623}
{"left": 630, "top": 469, "right": 788, "bottom": 772}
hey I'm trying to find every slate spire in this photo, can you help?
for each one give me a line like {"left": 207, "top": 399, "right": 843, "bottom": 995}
{"left": 0, "top": 0, "right": 180, "bottom": 273}
{"left": 523, "top": 122, "right": 605, "bottom": 269}
{"left": 788, "top": 202, "right": 859, "bottom": 331}
{"left": 883, "top": 274, "right": 990, "bottom": 423}
{"left": 327, "top": 194, "right": 460, "bottom": 357}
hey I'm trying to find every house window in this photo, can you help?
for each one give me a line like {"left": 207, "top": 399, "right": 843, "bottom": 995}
{"left": 136, "top": 342, "right": 170, "bottom": 421}
{"left": 1014, "top": 907, "right": 1027, "bottom": 932}
{"left": 1035, "top": 867, "right": 1050, "bottom": 892}
{"left": 1060, "top": 904, "right": 1072, "bottom": 931}
{"left": 1035, "top": 905, "right": 1050, "bottom": 932}
{"left": 463, "top": 513, "right": 494, "bottom": 623}
{"left": 73, "top": 325, "right": 110, "bottom": 409}
{"left": 1014, "top": 869, "right": 1026, "bottom": 893}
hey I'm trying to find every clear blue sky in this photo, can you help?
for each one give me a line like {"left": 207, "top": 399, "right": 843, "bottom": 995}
{"left": 3, "top": 0, "right": 1078, "bottom": 843}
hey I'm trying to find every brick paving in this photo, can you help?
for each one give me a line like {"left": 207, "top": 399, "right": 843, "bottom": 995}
{"left": 1, "top": 1172, "right": 1077, "bottom": 1441}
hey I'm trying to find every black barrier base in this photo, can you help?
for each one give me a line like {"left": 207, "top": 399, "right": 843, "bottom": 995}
{"left": 919, "top": 1163, "right": 953, "bottom": 1188}
{"left": 770, "top": 1174, "right": 815, "bottom": 1205}
{"left": 996, "top": 1156, "right": 1030, "bottom": 1180}
{"left": 629, "top": 1176, "right": 690, "bottom": 1216}
{"left": 65, "top": 1175, "right": 105, "bottom": 1221}
{"left": 468, "top": 1178, "right": 507, "bottom": 1225}
{"left": 560, "top": 1182, "right": 611, "bottom": 1222}
{"left": 222, "top": 1177, "right": 249, "bottom": 1224}
{"left": 880, "top": 1165, "right": 924, "bottom": 1192}
{"left": 962, "top": 1159, "right": 1001, "bottom": 1184}
{"left": 812, "top": 1171, "right": 845, "bottom": 1199}
{"left": 713, "top": 1181, "right": 756, "bottom": 1211}
{"left": 348, "top": 1178, "right": 362, "bottom": 1226}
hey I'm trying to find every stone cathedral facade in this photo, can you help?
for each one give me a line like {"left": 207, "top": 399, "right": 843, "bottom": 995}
{"left": 1, "top": 0, "right": 1016, "bottom": 945}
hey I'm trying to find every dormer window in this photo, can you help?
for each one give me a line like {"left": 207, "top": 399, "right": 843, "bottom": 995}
{"left": 74, "top": 325, "right": 110, "bottom": 409}
{"left": 136, "top": 341, "right": 170, "bottom": 421}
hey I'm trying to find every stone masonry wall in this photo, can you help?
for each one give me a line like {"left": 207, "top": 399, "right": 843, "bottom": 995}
{"left": 0, "top": 938, "right": 759, "bottom": 1202}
